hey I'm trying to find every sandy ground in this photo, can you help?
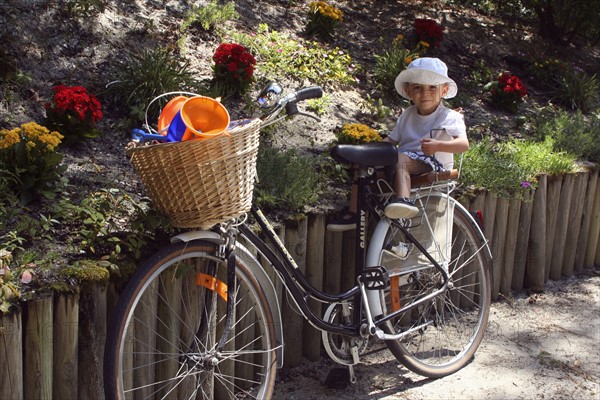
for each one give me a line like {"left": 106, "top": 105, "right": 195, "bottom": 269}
{"left": 272, "top": 271, "right": 600, "bottom": 400}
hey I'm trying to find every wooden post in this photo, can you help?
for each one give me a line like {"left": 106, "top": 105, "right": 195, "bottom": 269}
{"left": 282, "top": 216, "right": 307, "bottom": 368}
{"left": 544, "top": 174, "right": 562, "bottom": 281}
{"left": 78, "top": 284, "right": 107, "bottom": 400}
{"left": 576, "top": 169, "right": 599, "bottom": 271}
{"left": 324, "top": 230, "right": 343, "bottom": 296}
{"left": 24, "top": 295, "right": 54, "bottom": 400}
{"left": 53, "top": 293, "right": 79, "bottom": 400}
{"left": 491, "top": 196, "right": 509, "bottom": 299}
{"left": 563, "top": 171, "right": 588, "bottom": 276}
{"left": 483, "top": 192, "right": 497, "bottom": 251}
{"left": 259, "top": 223, "right": 285, "bottom": 307}
{"left": 585, "top": 171, "right": 600, "bottom": 268}
{"left": 0, "top": 310, "right": 23, "bottom": 399}
{"left": 526, "top": 175, "right": 547, "bottom": 292}
{"left": 550, "top": 174, "right": 574, "bottom": 280}
{"left": 500, "top": 198, "right": 521, "bottom": 296}
{"left": 470, "top": 191, "right": 486, "bottom": 231}
{"left": 341, "top": 229, "right": 356, "bottom": 292}
{"left": 303, "top": 214, "right": 325, "bottom": 361}
{"left": 512, "top": 192, "right": 534, "bottom": 291}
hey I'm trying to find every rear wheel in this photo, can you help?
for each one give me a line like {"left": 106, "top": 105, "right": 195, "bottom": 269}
{"left": 379, "top": 198, "right": 491, "bottom": 378}
{"left": 104, "top": 240, "right": 277, "bottom": 399}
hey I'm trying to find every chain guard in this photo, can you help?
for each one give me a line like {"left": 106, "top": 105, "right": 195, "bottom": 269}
{"left": 321, "top": 303, "right": 368, "bottom": 366}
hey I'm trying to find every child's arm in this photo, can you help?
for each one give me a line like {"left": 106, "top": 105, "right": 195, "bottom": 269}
{"left": 420, "top": 136, "right": 469, "bottom": 155}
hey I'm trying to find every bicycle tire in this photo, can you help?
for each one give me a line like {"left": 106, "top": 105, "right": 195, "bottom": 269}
{"left": 379, "top": 198, "right": 491, "bottom": 378}
{"left": 104, "top": 240, "right": 277, "bottom": 399}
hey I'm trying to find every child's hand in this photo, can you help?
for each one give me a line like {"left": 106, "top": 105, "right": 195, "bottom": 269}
{"left": 420, "top": 138, "right": 439, "bottom": 155}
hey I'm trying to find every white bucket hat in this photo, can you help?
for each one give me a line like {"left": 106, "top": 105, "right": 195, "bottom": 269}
{"left": 394, "top": 57, "right": 458, "bottom": 99}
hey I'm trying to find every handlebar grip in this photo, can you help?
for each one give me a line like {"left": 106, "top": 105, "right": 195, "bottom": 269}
{"left": 293, "top": 87, "right": 323, "bottom": 101}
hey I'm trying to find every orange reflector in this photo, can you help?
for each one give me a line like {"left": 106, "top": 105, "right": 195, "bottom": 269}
{"left": 196, "top": 273, "right": 228, "bottom": 302}
{"left": 390, "top": 275, "right": 401, "bottom": 312}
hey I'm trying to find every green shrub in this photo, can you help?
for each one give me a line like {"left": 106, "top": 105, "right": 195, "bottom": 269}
{"left": 306, "top": 94, "right": 331, "bottom": 116}
{"left": 459, "top": 137, "right": 577, "bottom": 198}
{"left": 181, "top": 0, "right": 238, "bottom": 32}
{"left": 0, "top": 122, "right": 66, "bottom": 204}
{"left": 65, "top": 0, "right": 107, "bottom": 17}
{"left": 528, "top": 57, "right": 568, "bottom": 90}
{"left": 373, "top": 35, "right": 428, "bottom": 94}
{"left": 230, "top": 24, "right": 356, "bottom": 87}
{"left": 55, "top": 189, "right": 168, "bottom": 260}
{"left": 107, "top": 47, "right": 200, "bottom": 128}
{"left": 363, "top": 95, "right": 393, "bottom": 121}
{"left": 531, "top": 108, "right": 600, "bottom": 163}
{"left": 255, "top": 147, "right": 320, "bottom": 211}
{"left": 551, "top": 70, "right": 599, "bottom": 113}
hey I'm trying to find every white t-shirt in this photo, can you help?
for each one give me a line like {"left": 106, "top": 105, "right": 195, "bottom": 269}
{"left": 388, "top": 104, "right": 466, "bottom": 169}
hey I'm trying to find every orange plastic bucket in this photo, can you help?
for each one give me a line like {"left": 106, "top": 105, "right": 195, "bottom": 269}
{"left": 180, "top": 96, "right": 230, "bottom": 139}
{"left": 158, "top": 96, "right": 187, "bottom": 133}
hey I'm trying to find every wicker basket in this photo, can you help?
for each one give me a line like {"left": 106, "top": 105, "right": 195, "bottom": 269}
{"left": 128, "top": 119, "right": 261, "bottom": 228}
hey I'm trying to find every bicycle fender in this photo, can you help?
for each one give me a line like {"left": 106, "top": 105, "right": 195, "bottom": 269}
{"left": 171, "top": 230, "right": 285, "bottom": 369}
{"left": 171, "top": 230, "right": 225, "bottom": 244}
{"left": 234, "top": 241, "right": 285, "bottom": 368}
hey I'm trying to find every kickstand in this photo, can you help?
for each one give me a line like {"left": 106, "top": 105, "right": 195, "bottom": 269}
{"left": 348, "top": 343, "right": 359, "bottom": 384}
{"left": 347, "top": 364, "right": 357, "bottom": 384}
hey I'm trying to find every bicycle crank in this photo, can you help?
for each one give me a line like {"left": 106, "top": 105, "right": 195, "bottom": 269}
{"left": 322, "top": 302, "right": 368, "bottom": 366}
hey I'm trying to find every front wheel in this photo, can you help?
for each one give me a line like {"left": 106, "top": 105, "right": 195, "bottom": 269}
{"left": 104, "top": 240, "right": 277, "bottom": 399}
{"left": 378, "top": 197, "right": 491, "bottom": 378}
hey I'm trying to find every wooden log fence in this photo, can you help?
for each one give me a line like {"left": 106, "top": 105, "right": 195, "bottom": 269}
{"left": 0, "top": 171, "right": 599, "bottom": 397}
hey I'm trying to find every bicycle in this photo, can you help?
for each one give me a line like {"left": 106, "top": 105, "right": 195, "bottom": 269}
{"left": 104, "top": 82, "right": 492, "bottom": 399}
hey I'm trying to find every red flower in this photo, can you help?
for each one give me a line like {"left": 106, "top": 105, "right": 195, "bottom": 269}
{"left": 414, "top": 19, "right": 444, "bottom": 48}
{"left": 212, "top": 43, "right": 257, "bottom": 91}
{"left": 48, "top": 85, "right": 103, "bottom": 123}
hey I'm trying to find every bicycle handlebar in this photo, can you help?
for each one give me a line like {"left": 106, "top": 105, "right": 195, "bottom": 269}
{"left": 258, "top": 83, "right": 323, "bottom": 126}
{"left": 288, "top": 86, "right": 323, "bottom": 102}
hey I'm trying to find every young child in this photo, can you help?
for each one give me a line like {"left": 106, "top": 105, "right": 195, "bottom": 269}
{"left": 328, "top": 57, "right": 468, "bottom": 231}
{"left": 383, "top": 57, "right": 469, "bottom": 219}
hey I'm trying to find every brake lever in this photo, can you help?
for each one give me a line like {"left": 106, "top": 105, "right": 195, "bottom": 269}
{"left": 296, "top": 110, "right": 321, "bottom": 122}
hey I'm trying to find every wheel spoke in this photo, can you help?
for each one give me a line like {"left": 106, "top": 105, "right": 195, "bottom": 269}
{"left": 379, "top": 198, "right": 491, "bottom": 377}
{"left": 105, "top": 241, "right": 277, "bottom": 399}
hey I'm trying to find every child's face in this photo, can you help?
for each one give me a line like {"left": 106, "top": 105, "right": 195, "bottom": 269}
{"left": 405, "top": 83, "right": 449, "bottom": 115}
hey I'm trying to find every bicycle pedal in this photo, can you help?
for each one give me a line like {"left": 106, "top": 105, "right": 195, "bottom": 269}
{"left": 359, "top": 266, "right": 390, "bottom": 290}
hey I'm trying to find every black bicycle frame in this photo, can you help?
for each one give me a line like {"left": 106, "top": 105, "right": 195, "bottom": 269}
{"left": 239, "top": 165, "right": 450, "bottom": 336}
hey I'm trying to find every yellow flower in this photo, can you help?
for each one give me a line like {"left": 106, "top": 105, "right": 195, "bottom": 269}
{"left": 394, "top": 34, "right": 405, "bottom": 43}
{"left": 419, "top": 41, "right": 430, "bottom": 48}
{"left": 309, "top": 1, "right": 343, "bottom": 21}
{"left": 0, "top": 128, "right": 21, "bottom": 149}
{"left": 21, "top": 122, "right": 48, "bottom": 140}
{"left": 405, "top": 56, "right": 413, "bottom": 64}
{"left": 0, "top": 122, "right": 63, "bottom": 152}
{"left": 338, "top": 123, "right": 381, "bottom": 144}
{"left": 40, "top": 133, "right": 62, "bottom": 151}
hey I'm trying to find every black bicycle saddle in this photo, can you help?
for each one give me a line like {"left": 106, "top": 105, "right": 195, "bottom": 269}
{"left": 330, "top": 142, "right": 398, "bottom": 167}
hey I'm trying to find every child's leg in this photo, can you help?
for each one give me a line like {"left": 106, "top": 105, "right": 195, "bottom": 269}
{"left": 393, "top": 153, "right": 433, "bottom": 198}
{"left": 385, "top": 154, "right": 432, "bottom": 219}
